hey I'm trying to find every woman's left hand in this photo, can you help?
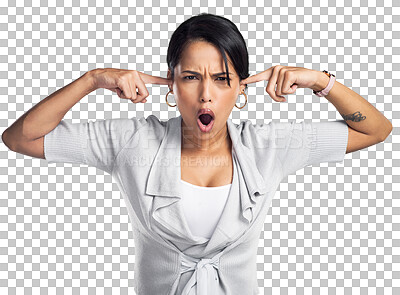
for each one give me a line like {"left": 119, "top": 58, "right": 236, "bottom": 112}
{"left": 240, "top": 65, "right": 321, "bottom": 102}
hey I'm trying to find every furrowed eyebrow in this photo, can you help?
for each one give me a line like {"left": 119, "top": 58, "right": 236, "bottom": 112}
{"left": 181, "top": 70, "right": 234, "bottom": 76}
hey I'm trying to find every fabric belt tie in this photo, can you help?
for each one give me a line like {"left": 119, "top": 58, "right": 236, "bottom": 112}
{"left": 180, "top": 252, "right": 221, "bottom": 295}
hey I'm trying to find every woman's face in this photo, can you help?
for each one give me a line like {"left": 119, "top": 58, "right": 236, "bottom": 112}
{"left": 167, "top": 41, "right": 246, "bottom": 142}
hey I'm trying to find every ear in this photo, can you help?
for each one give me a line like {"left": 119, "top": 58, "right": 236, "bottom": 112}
{"left": 167, "top": 69, "right": 174, "bottom": 92}
{"left": 239, "top": 83, "right": 246, "bottom": 94}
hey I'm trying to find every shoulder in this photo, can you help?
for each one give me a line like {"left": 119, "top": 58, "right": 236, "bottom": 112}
{"left": 119, "top": 114, "right": 171, "bottom": 148}
{"left": 232, "top": 119, "right": 311, "bottom": 153}
{"left": 121, "top": 114, "right": 167, "bottom": 136}
{"left": 136, "top": 114, "right": 169, "bottom": 138}
{"left": 231, "top": 119, "right": 275, "bottom": 134}
{"left": 238, "top": 119, "right": 311, "bottom": 140}
{"left": 230, "top": 119, "right": 275, "bottom": 147}
{"left": 145, "top": 114, "right": 168, "bottom": 129}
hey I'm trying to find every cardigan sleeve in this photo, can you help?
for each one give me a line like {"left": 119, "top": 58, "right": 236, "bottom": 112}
{"left": 43, "top": 117, "right": 146, "bottom": 174}
{"left": 270, "top": 120, "right": 349, "bottom": 177}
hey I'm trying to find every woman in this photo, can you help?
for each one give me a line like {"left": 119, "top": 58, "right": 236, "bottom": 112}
{"left": 3, "top": 13, "right": 392, "bottom": 295}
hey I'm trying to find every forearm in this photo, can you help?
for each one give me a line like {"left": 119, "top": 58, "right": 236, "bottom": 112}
{"left": 4, "top": 70, "right": 97, "bottom": 144}
{"left": 311, "top": 71, "right": 393, "bottom": 140}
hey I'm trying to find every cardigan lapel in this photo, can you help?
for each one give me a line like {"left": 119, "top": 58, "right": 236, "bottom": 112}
{"left": 145, "top": 115, "right": 209, "bottom": 245}
{"left": 145, "top": 115, "right": 272, "bottom": 251}
{"left": 202, "top": 117, "right": 272, "bottom": 254}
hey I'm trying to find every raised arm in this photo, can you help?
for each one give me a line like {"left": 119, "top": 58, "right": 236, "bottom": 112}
{"left": 2, "top": 67, "right": 168, "bottom": 161}
{"left": 310, "top": 71, "right": 393, "bottom": 152}
{"left": 241, "top": 65, "right": 393, "bottom": 155}
{"left": 2, "top": 70, "right": 97, "bottom": 159}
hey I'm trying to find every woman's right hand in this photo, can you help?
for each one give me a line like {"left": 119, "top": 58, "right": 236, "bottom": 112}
{"left": 90, "top": 68, "right": 171, "bottom": 103}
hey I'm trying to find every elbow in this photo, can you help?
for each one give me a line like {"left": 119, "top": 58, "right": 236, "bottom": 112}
{"left": 377, "top": 123, "right": 393, "bottom": 142}
{"left": 2, "top": 129, "right": 17, "bottom": 151}
{"left": 2, "top": 129, "right": 11, "bottom": 150}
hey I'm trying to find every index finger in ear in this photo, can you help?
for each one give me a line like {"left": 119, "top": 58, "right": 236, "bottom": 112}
{"left": 134, "top": 74, "right": 150, "bottom": 101}
{"left": 240, "top": 67, "right": 274, "bottom": 85}
{"left": 138, "top": 72, "right": 172, "bottom": 85}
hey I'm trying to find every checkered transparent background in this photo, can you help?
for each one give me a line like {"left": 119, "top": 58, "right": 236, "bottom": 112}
{"left": 1, "top": 0, "right": 398, "bottom": 294}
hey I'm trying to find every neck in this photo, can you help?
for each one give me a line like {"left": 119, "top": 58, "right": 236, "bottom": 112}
{"left": 181, "top": 120, "right": 230, "bottom": 153}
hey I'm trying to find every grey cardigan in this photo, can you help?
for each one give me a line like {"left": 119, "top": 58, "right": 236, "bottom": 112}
{"left": 44, "top": 114, "right": 348, "bottom": 294}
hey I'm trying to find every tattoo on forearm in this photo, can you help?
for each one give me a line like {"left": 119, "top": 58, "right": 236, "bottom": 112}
{"left": 340, "top": 111, "right": 366, "bottom": 122}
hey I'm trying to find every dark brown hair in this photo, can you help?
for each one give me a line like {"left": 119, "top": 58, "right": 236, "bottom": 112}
{"left": 167, "top": 13, "right": 250, "bottom": 90}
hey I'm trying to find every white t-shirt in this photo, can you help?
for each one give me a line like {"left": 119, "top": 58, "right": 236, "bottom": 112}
{"left": 179, "top": 179, "right": 232, "bottom": 239}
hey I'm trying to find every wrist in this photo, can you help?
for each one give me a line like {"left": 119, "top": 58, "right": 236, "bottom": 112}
{"left": 84, "top": 69, "right": 99, "bottom": 92}
{"left": 311, "top": 70, "right": 331, "bottom": 92}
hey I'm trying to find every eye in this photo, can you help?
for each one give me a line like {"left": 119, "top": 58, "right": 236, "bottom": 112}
{"left": 183, "top": 76, "right": 232, "bottom": 82}
{"left": 184, "top": 76, "right": 197, "bottom": 80}
{"left": 216, "top": 77, "right": 231, "bottom": 81}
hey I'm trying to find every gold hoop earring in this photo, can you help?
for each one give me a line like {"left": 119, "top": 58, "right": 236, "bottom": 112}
{"left": 165, "top": 90, "right": 176, "bottom": 107}
{"left": 235, "top": 92, "right": 247, "bottom": 109}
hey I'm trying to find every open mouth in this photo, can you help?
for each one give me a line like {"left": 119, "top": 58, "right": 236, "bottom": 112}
{"left": 197, "top": 113, "right": 215, "bottom": 132}
{"left": 199, "top": 114, "right": 213, "bottom": 125}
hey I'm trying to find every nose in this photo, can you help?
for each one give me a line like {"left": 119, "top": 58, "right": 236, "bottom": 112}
{"left": 199, "top": 79, "right": 213, "bottom": 103}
